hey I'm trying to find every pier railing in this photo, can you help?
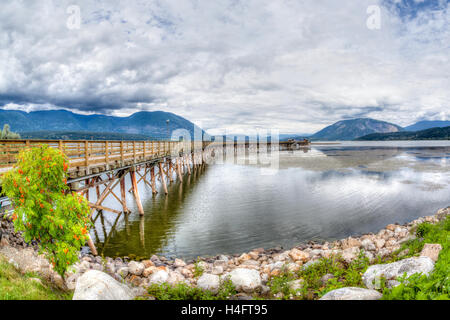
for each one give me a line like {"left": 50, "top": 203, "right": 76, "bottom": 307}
{"left": 0, "top": 139, "right": 209, "bottom": 176}
{"left": 0, "top": 138, "right": 306, "bottom": 177}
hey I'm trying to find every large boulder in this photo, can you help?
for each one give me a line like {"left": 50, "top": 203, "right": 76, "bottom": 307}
{"left": 73, "top": 270, "right": 135, "bottom": 300}
{"left": 363, "top": 257, "right": 434, "bottom": 289}
{"left": 320, "top": 287, "right": 382, "bottom": 300}
{"left": 196, "top": 273, "right": 220, "bottom": 294}
{"left": 227, "top": 268, "right": 262, "bottom": 293}
{"left": 148, "top": 270, "right": 169, "bottom": 285}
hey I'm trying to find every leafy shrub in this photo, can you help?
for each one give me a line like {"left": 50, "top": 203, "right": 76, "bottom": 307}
{"left": 415, "top": 222, "right": 433, "bottom": 238}
{"left": 1, "top": 145, "right": 92, "bottom": 278}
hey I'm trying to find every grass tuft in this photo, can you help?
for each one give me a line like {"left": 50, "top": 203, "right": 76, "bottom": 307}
{"left": 0, "top": 256, "right": 72, "bottom": 300}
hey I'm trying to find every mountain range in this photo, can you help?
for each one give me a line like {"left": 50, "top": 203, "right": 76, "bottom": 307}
{"left": 403, "top": 120, "right": 450, "bottom": 132}
{"left": 0, "top": 109, "right": 448, "bottom": 141}
{"left": 305, "top": 118, "right": 449, "bottom": 141}
{"left": 0, "top": 109, "right": 206, "bottom": 140}
{"left": 309, "top": 118, "right": 402, "bottom": 141}
{"left": 356, "top": 126, "right": 450, "bottom": 141}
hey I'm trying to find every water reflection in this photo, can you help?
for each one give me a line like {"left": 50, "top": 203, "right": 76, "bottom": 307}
{"left": 93, "top": 142, "right": 450, "bottom": 260}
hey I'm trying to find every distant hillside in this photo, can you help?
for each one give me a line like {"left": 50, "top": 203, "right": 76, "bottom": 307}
{"left": 0, "top": 109, "right": 207, "bottom": 140}
{"left": 404, "top": 120, "right": 450, "bottom": 131}
{"left": 356, "top": 126, "right": 450, "bottom": 141}
{"left": 310, "top": 118, "right": 402, "bottom": 141}
{"left": 20, "top": 131, "right": 153, "bottom": 141}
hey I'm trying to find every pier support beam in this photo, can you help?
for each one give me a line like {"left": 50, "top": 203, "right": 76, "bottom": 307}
{"left": 120, "top": 173, "right": 130, "bottom": 213}
{"left": 130, "top": 168, "right": 145, "bottom": 216}
{"left": 186, "top": 155, "right": 191, "bottom": 175}
{"left": 168, "top": 160, "right": 174, "bottom": 183}
{"left": 176, "top": 158, "right": 183, "bottom": 182}
{"left": 150, "top": 166, "right": 158, "bottom": 194}
{"left": 159, "top": 162, "right": 168, "bottom": 195}
{"left": 87, "top": 235, "right": 98, "bottom": 256}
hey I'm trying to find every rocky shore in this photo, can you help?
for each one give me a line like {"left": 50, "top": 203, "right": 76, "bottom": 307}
{"left": 1, "top": 206, "right": 448, "bottom": 300}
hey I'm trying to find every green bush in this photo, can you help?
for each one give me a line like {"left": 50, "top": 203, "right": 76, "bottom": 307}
{"left": 1, "top": 145, "right": 92, "bottom": 278}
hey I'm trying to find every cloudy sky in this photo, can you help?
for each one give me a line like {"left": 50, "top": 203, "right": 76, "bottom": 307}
{"left": 0, "top": 0, "right": 448, "bottom": 134}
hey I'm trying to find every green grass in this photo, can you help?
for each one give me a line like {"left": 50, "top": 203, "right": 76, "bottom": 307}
{"left": 267, "top": 251, "right": 371, "bottom": 300}
{"left": 145, "top": 278, "right": 237, "bottom": 300}
{"left": 0, "top": 257, "right": 72, "bottom": 300}
{"left": 381, "top": 216, "right": 450, "bottom": 300}
{"left": 193, "top": 257, "right": 204, "bottom": 278}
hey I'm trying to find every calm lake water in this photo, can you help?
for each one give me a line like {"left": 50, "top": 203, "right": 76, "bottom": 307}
{"left": 90, "top": 141, "right": 450, "bottom": 260}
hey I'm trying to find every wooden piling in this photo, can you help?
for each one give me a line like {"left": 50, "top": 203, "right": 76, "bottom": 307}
{"left": 120, "top": 173, "right": 130, "bottom": 213}
{"left": 159, "top": 162, "right": 168, "bottom": 195}
{"left": 168, "top": 160, "right": 174, "bottom": 183}
{"left": 150, "top": 166, "right": 158, "bottom": 194}
{"left": 85, "top": 179, "right": 90, "bottom": 202}
{"left": 87, "top": 235, "right": 98, "bottom": 256}
{"left": 186, "top": 155, "right": 191, "bottom": 175}
{"left": 130, "top": 168, "right": 145, "bottom": 216}
{"left": 176, "top": 158, "right": 183, "bottom": 182}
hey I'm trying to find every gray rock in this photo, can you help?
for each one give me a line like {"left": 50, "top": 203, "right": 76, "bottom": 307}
{"left": 240, "top": 259, "right": 260, "bottom": 267}
{"left": 66, "top": 273, "right": 80, "bottom": 291}
{"left": 105, "top": 262, "right": 115, "bottom": 274}
{"left": 213, "top": 260, "right": 228, "bottom": 268}
{"left": 212, "top": 266, "right": 224, "bottom": 275}
{"left": 148, "top": 270, "right": 169, "bottom": 285}
{"left": 128, "top": 261, "right": 145, "bottom": 276}
{"left": 117, "top": 267, "right": 129, "bottom": 278}
{"left": 132, "top": 287, "right": 147, "bottom": 297}
{"left": 363, "top": 256, "right": 434, "bottom": 290}
{"left": 320, "top": 287, "right": 382, "bottom": 300}
{"left": 361, "top": 239, "right": 376, "bottom": 251}
{"left": 167, "top": 271, "right": 187, "bottom": 286}
{"left": 174, "top": 258, "right": 186, "bottom": 268}
{"left": 364, "top": 251, "right": 375, "bottom": 262}
{"left": 302, "top": 259, "right": 320, "bottom": 270}
{"left": 227, "top": 268, "right": 262, "bottom": 293}
{"left": 320, "top": 273, "right": 335, "bottom": 286}
{"left": 92, "top": 263, "right": 103, "bottom": 271}
{"left": 73, "top": 270, "right": 135, "bottom": 300}
{"left": 77, "top": 260, "right": 91, "bottom": 273}
{"left": 261, "top": 285, "right": 271, "bottom": 295}
{"left": 196, "top": 273, "right": 220, "bottom": 294}
{"left": 288, "top": 279, "right": 305, "bottom": 292}
{"left": 342, "top": 247, "right": 360, "bottom": 263}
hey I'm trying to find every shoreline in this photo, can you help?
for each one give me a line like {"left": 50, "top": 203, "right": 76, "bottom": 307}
{"left": 1, "top": 206, "right": 449, "bottom": 298}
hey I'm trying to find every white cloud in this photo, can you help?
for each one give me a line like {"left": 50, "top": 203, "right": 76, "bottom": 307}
{"left": 0, "top": 0, "right": 448, "bottom": 134}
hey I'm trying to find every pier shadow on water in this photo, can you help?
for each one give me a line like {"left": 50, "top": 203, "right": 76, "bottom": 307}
{"left": 92, "top": 165, "right": 209, "bottom": 260}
